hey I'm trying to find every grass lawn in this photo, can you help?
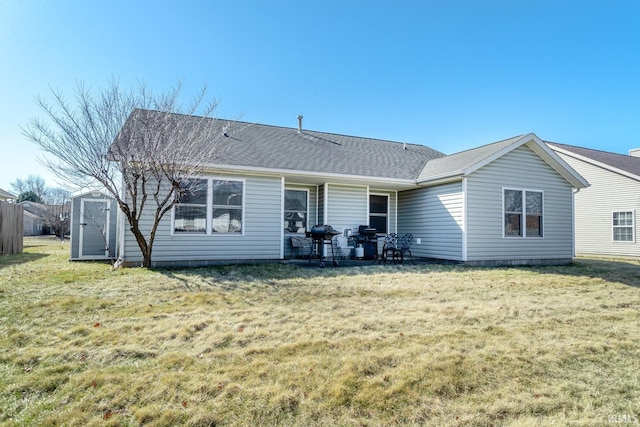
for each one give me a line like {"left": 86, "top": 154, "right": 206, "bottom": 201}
{"left": 1, "top": 237, "right": 640, "bottom": 426}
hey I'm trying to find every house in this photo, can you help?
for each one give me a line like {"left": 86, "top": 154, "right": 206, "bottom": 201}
{"left": 111, "top": 110, "right": 587, "bottom": 267}
{"left": 18, "top": 201, "right": 49, "bottom": 236}
{"left": 22, "top": 209, "right": 45, "bottom": 236}
{"left": 0, "top": 188, "right": 16, "bottom": 202}
{"left": 549, "top": 142, "right": 640, "bottom": 258}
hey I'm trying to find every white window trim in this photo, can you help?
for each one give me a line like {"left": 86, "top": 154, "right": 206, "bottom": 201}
{"left": 612, "top": 210, "right": 635, "bottom": 243}
{"left": 284, "top": 187, "right": 310, "bottom": 234}
{"left": 369, "top": 193, "right": 389, "bottom": 235}
{"left": 502, "top": 187, "right": 544, "bottom": 239}
{"left": 171, "top": 177, "right": 245, "bottom": 236}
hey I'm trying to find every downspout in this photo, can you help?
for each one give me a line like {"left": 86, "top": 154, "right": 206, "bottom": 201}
{"left": 572, "top": 187, "right": 580, "bottom": 258}
{"left": 280, "top": 177, "right": 285, "bottom": 260}
{"left": 117, "top": 175, "right": 126, "bottom": 264}
{"left": 462, "top": 177, "right": 468, "bottom": 261}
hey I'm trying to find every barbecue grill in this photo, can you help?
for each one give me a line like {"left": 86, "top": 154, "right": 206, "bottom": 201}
{"left": 356, "top": 225, "right": 378, "bottom": 260}
{"left": 307, "top": 224, "right": 341, "bottom": 267}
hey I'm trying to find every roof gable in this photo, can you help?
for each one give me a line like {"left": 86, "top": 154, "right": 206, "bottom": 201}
{"left": 418, "top": 133, "right": 588, "bottom": 188}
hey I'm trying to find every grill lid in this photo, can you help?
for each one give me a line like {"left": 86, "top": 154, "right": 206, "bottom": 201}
{"left": 359, "top": 225, "right": 376, "bottom": 235}
{"left": 310, "top": 224, "right": 340, "bottom": 239}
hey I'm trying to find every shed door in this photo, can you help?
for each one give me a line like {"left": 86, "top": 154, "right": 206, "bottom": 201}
{"left": 79, "top": 199, "right": 110, "bottom": 258}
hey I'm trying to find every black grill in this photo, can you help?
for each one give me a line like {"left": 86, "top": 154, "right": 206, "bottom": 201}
{"left": 356, "top": 225, "right": 378, "bottom": 260}
{"left": 307, "top": 225, "right": 341, "bottom": 267}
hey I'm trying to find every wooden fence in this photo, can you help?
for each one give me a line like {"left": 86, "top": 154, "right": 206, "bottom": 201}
{"left": 0, "top": 201, "right": 23, "bottom": 255}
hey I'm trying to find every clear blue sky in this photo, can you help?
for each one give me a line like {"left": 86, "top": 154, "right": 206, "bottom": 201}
{"left": 1, "top": 0, "right": 639, "bottom": 192}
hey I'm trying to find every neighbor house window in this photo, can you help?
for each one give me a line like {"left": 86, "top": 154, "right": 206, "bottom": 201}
{"left": 369, "top": 194, "right": 388, "bottom": 234}
{"left": 613, "top": 211, "right": 634, "bottom": 242}
{"left": 504, "top": 189, "right": 543, "bottom": 238}
{"left": 173, "top": 178, "right": 244, "bottom": 234}
{"left": 284, "top": 189, "right": 308, "bottom": 233}
{"left": 174, "top": 179, "right": 208, "bottom": 233}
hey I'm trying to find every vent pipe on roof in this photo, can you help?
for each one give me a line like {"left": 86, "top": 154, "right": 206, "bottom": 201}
{"left": 297, "top": 115, "right": 303, "bottom": 133}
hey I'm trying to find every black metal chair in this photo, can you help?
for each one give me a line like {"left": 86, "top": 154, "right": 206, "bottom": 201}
{"left": 395, "top": 233, "right": 415, "bottom": 265}
{"left": 380, "top": 233, "right": 398, "bottom": 264}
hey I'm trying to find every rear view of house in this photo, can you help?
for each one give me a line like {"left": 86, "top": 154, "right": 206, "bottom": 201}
{"left": 107, "top": 111, "right": 587, "bottom": 267}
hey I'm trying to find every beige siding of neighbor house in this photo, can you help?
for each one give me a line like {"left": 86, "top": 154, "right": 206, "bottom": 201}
{"left": 465, "top": 145, "right": 575, "bottom": 263}
{"left": 555, "top": 153, "right": 640, "bottom": 257}
{"left": 398, "top": 182, "right": 464, "bottom": 261}
{"left": 122, "top": 173, "right": 283, "bottom": 266}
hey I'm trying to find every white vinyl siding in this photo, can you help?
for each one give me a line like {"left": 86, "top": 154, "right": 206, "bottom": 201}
{"left": 465, "top": 145, "right": 574, "bottom": 262}
{"left": 556, "top": 152, "right": 640, "bottom": 257}
{"left": 122, "top": 174, "right": 283, "bottom": 266}
{"left": 398, "top": 182, "right": 464, "bottom": 261}
{"left": 326, "top": 184, "right": 368, "bottom": 232}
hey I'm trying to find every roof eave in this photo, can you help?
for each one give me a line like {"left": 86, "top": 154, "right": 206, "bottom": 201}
{"left": 200, "top": 162, "right": 420, "bottom": 189}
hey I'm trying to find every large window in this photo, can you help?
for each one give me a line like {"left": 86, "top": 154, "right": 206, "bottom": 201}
{"left": 174, "top": 179, "right": 208, "bottom": 233}
{"left": 173, "top": 178, "right": 244, "bottom": 234}
{"left": 284, "top": 189, "right": 308, "bottom": 233}
{"left": 504, "top": 189, "right": 543, "bottom": 238}
{"left": 369, "top": 194, "right": 388, "bottom": 234}
{"left": 613, "top": 211, "right": 634, "bottom": 242}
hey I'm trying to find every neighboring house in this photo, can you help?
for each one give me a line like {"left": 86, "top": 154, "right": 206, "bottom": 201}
{"left": 0, "top": 188, "right": 16, "bottom": 202}
{"left": 18, "top": 201, "right": 50, "bottom": 236}
{"left": 549, "top": 142, "right": 640, "bottom": 258}
{"left": 22, "top": 209, "right": 44, "bottom": 236}
{"left": 111, "top": 110, "right": 587, "bottom": 267}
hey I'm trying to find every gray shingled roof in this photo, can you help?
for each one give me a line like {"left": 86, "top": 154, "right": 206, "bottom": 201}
{"left": 548, "top": 142, "right": 640, "bottom": 177}
{"left": 117, "top": 110, "right": 586, "bottom": 187}
{"left": 119, "top": 110, "right": 446, "bottom": 181}
{"left": 418, "top": 135, "right": 524, "bottom": 182}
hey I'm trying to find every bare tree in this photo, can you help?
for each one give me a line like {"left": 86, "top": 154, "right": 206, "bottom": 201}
{"left": 23, "top": 80, "right": 229, "bottom": 267}
{"left": 11, "top": 175, "right": 49, "bottom": 201}
{"left": 42, "top": 188, "right": 71, "bottom": 238}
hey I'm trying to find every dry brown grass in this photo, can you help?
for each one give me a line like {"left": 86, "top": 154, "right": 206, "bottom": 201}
{"left": 1, "top": 237, "right": 640, "bottom": 426}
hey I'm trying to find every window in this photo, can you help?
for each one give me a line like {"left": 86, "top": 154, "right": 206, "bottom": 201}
{"left": 369, "top": 194, "right": 388, "bottom": 234}
{"left": 173, "top": 178, "right": 244, "bottom": 234}
{"left": 174, "top": 179, "right": 208, "bottom": 233}
{"left": 613, "top": 211, "right": 634, "bottom": 242}
{"left": 504, "top": 189, "right": 543, "bottom": 238}
{"left": 212, "top": 180, "right": 243, "bottom": 233}
{"left": 284, "top": 189, "right": 308, "bottom": 233}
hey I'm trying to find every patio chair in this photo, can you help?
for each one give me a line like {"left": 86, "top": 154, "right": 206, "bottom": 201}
{"left": 290, "top": 235, "right": 312, "bottom": 259}
{"left": 395, "top": 233, "right": 415, "bottom": 265}
{"left": 380, "top": 233, "right": 398, "bottom": 264}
